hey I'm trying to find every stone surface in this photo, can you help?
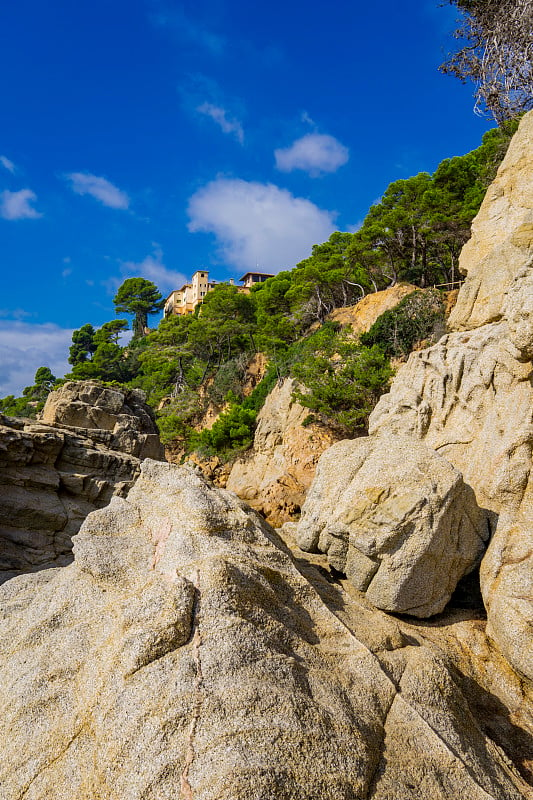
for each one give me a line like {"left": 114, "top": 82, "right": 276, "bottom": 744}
{"left": 367, "top": 112, "right": 533, "bottom": 679}
{"left": 449, "top": 111, "right": 533, "bottom": 331}
{"left": 480, "top": 512, "right": 533, "bottom": 683}
{"left": 296, "top": 435, "right": 488, "bottom": 617}
{"left": 0, "top": 459, "right": 527, "bottom": 799}
{"left": 0, "top": 382, "right": 165, "bottom": 582}
{"left": 227, "top": 378, "right": 338, "bottom": 526}
{"left": 328, "top": 283, "right": 418, "bottom": 334}
{"left": 41, "top": 380, "right": 164, "bottom": 460}
{"left": 368, "top": 320, "right": 532, "bottom": 517}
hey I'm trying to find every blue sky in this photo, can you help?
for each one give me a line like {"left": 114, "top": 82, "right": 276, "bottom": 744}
{"left": 0, "top": 0, "right": 493, "bottom": 396}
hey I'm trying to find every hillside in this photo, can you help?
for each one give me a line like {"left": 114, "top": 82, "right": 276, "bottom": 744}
{"left": 0, "top": 111, "right": 532, "bottom": 798}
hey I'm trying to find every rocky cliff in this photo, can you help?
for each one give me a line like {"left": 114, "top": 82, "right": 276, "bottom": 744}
{"left": 0, "top": 381, "right": 164, "bottom": 582}
{"left": 297, "top": 111, "right": 533, "bottom": 683}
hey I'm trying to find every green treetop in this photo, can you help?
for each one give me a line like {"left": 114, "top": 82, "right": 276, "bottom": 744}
{"left": 113, "top": 278, "right": 164, "bottom": 338}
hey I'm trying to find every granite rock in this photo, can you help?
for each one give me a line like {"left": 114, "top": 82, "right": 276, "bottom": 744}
{"left": 296, "top": 435, "right": 488, "bottom": 617}
{"left": 0, "top": 459, "right": 525, "bottom": 800}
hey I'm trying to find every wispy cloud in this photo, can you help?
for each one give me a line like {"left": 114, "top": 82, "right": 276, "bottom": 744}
{"left": 0, "top": 308, "right": 34, "bottom": 321}
{"left": 275, "top": 133, "right": 349, "bottom": 177}
{"left": 105, "top": 248, "right": 187, "bottom": 296}
{"left": 197, "top": 102, "right": 244, "bottom": 144}
{"left": 0, "top": 155, "right": 15, "bottom": 173}
{"left": 151, "top": 6, "right": 225, "bottom": 55}
{"left": 0, "top": 189, "right": 42, "bottom": 220}
{"left": 66, "top": 172, "right": 130, "bottom": 209}
{"left": 187, "top": 178, "right": 337, "bottom": 271}
{"left": 0, "top": 320, "right": 73, "bottom": 397}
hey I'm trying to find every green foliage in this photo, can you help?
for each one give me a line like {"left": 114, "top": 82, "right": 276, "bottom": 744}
{"left": 0, "top": 366, "right": 58, "bottom": 418}
{"left": 69, "top": 323, "right": 97, "bottom": 366}
{"left": 289, "top": 323, "right": 393, "bottom": 435}
{"left": 345, "top": 123, "right": 518, "bottom": 289}
{"left": 156, "top": 388, "right": 203, "bottom": 445}
{"left": 93, "top": 319, "right": 129, "bottom": 345}
{"left": 360, "top": 290, "right": 445, "bottom": 357}
{"left": 190, "top": 404, "right": 257, "bottom": 457}
{"left": 113, "top": 277, "right": 164, "bottom": 338}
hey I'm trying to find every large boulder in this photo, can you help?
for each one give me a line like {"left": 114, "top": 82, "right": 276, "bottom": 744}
{"left": 0, "top": 415, "right": 143, "bottom": 582}
{"left": 368, "top": 320, "right": 532, "bottom": 516}
{"left": 296, "top": 435, "right": 488, "bottom": 617}
{"left": 41, "top": 380, "right": 164, "bottom": 460}
{"left": 0, "top": 460, "right": 526, "bottom": 799}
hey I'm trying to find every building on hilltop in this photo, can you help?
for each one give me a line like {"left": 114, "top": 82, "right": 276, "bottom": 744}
{"left": 164, "top": 270, "right": 217, "bottom": 317}
{"left": 163, "top": 270, "right": 276, "bottom": 318}
{"left": 239, "top": 271, "right": 275, "bottom": 289}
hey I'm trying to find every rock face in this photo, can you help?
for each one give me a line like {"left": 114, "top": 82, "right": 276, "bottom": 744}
{"left": 366, "top": 111, "right": 533, "bottom": 677}
{"left": 0, "top": 459, "right": 527, "bottom": 800}
{"left": 297, "top": 435, "right": 488, "bottom": 617}
{"left": 448, "top": 114, "right": 533, "bottom": 331}
{"left": 41, "top": 380, "right": 164, "bottom": 460}
{"left": 328, "top": 282, "right": 418, "bottom": 334}
{"left": 0, "top": 382, "right": 164, "bottom": 583}
{"left": 226, "top": 378, "right": 338, "bottom": 526}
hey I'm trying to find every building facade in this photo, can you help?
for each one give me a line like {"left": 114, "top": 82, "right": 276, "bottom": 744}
{"left": 164, "top": 270, "right": 275, "bottom": 318}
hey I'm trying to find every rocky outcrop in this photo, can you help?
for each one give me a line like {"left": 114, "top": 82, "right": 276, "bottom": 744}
{"left": 365, "top": 111, "right": 533, "bottom": 677}
{"left": 226, "top": 378, "right": 338, "bottom": 526}
{"left": 296, "top": 435, "right": 488, "bottom": 617}
{"left": 41, "top": 380, "right": 164, "bottom": 460}
{"left": 328, "top": 282, "right": 418, "bottom": 334}
{"left": 449, "top": 114, "right": 533, "bottom": 331}
{"left": 0, "top": 382, "right": 164, "bottom": 583}
{"left": 0, "top": 459, "right": 528, "bottom": 799}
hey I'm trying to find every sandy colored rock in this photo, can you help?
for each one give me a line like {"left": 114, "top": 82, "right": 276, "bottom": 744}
{"left": 0, "top": 459, "right": 526, "bottom": 799}
{"left": 227, "top": 378, "right": 338, "bottom": 525}
{"left": 0, "top": 414, "right": 144, "bottom": 582}
{"left": 41, "top": 380, "right": 164, "bottom": 460}
{"left": 449, "top": 111, "right": 533, "bottom": 331}
{"left": 369, "top": 320, "right": 532, "bottom": 516}
{"left": 0, "top": 382, "right": 166, "bottom": 582}
{"left": 328, "top": 283, "right": 418, "bottom": 334}
{"left": 367, "top": 113, "right": 533, "bottom": 680}
{"left": 296, "top": 435, "right": 488, "bottom": 617}
{"left": 480, "top": 511, "right": 533, "bottom": 682}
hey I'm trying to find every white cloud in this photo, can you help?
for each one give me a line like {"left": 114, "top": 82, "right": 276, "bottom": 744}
{"left": 0, "top": 189, "right": 42, "bottom": 220}
{"left": 66, "top": 172, "right": 130, "bottom": 209}
{"left": 197, "top": 102, "right": 244, "bottom": 143}
{"left": 0, "top": 155, "right": 15, "bottom": 173}
{"left": 117, "top": 248, "right": 187, "bottom": 295}
{"left": 187, "top": 178, "right": 337, "bottom": 271}
{"left": 275, "top": 133, "right": 349, "bottom": 176}
{"left": 0, "top": 321, "right": 73, "bottom": 397}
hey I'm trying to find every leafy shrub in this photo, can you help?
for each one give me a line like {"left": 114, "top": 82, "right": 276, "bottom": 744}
{"left": 190, "top": 405, "right": 257, "bottom": 457}
{"left": 290, "top": 322, "right": 393, "bottom": 435}
{"left": 360, "top": 290, "right": 445, "bottom": 357}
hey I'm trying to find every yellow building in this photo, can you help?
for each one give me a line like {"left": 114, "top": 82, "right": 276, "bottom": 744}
{"left": 164, "top": 270, "right": 216, "bottom": 317}
{"left": 164, "top": 270, "right": 275, "bottom": 318}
